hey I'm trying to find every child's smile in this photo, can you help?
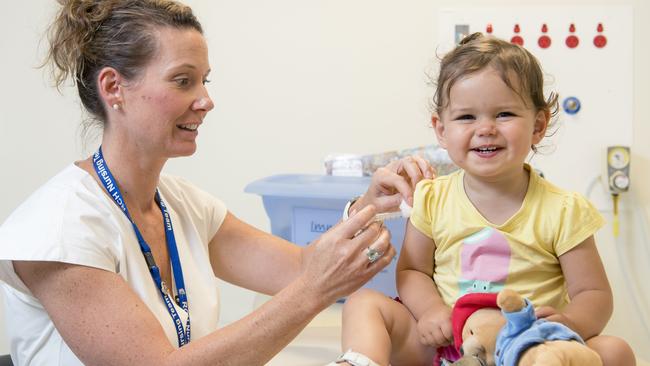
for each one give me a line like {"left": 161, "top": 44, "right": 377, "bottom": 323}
{"left": 433, "top": 67, "right": 547, "bottom": 182}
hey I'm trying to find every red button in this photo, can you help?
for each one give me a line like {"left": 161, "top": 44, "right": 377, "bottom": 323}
{"left": 538, "top": 35, "right": 551, "bottom": 49}
{"left": 594, "top": 35, "right": 607, "bottom": 48}
{"left": 566, "top": 35, "right": 579, "bottom": 48}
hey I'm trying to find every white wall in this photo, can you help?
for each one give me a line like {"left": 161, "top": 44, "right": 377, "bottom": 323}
{"left": 1, "top": 0, "right": 649, "bottom": 360}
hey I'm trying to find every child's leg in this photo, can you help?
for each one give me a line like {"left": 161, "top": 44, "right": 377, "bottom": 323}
{"left": 340, "top": 289, "right": 436, "bottom": 366}
{"left": 586, "top": 335, "right": 636, "bottom": 366}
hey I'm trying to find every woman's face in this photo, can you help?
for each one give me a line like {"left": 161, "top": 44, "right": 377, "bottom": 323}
{"left": 118, "top": 27, "right": 214, "bottom": 158}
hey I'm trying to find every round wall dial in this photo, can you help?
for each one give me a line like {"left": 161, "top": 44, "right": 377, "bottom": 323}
{"left": 612, "top": 173, "right": 630, "bottom": 190}
{"left": 608, "top": 147, "right": 630, "bottom": 170}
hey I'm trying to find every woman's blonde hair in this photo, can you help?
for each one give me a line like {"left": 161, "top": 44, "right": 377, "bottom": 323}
{"left": 44, "top": 0, "right": 202, "bottom": 124}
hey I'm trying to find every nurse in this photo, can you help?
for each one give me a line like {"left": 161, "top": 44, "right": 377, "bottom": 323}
{"left": 0, "top": 1, "right": 433, "bottom": 365}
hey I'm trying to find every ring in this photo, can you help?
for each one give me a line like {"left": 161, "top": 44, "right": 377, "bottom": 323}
{"left": 365, "top": 247, "right": 383, "bottom": 264}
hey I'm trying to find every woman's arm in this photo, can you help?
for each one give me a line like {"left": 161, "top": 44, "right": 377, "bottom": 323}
{"left": 15, "top": 205, "right": 394, "bottom": 366}
{"left": 537, "top": 235, "right": 613, "bottom": 340}
{"left": 207, "top": 212, "right": 303, "bottom": 295}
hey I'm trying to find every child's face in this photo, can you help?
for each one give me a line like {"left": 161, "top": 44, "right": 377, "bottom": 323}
{"left": 433, "top": 67, "right": 548, "bottom": 181}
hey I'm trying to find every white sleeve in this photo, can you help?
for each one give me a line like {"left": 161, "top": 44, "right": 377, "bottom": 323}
{"left": 158, "top": 175, "right": 227, "bottom": 243}
{"left": 0, "top": 180, "right": 122, "bottom": 294}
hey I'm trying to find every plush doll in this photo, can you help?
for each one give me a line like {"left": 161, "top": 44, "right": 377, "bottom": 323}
{"left": 444, "top": 289, "right": 602, "bottom": 366}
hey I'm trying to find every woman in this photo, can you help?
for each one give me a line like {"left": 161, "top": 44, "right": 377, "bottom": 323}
{"left": 0, "top": 1, "right": 433, "bottom": 365}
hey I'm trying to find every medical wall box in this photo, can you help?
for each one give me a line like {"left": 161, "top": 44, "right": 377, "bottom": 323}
{"left": 245, "top": 174, "right": 406, "bottom": 298}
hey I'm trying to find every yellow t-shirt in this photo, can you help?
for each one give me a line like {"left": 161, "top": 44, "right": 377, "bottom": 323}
{"left": 409, "top": 165, "right": 605, "bottom": 310}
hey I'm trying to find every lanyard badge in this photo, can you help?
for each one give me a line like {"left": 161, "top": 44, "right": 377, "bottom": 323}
{"left": 92, "top": 147, "right": 191, "bottom": 347}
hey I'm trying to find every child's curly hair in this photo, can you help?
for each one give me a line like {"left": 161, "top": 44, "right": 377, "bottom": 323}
{"left": 432, "top": 32, "right": 559, "bottom": 152}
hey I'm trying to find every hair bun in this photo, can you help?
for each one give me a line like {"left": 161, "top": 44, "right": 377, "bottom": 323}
{"left": 60, "top": 0, "right": 115, "bottom": 29}
{"left": 46, "top": 0, "right": 117, "bottom": 88}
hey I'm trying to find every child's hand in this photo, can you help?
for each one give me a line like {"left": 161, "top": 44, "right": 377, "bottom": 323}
{"left": 416, "top": 304, "right": 453, "bottom": 348}
{"left": 535, "top": 306, "right": 578, "bottom": 331}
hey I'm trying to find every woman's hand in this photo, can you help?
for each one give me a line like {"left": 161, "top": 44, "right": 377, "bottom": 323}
{"left": 300, "top": 205, "right": 397, "bottom": 304}
{"left": 416, "top": 304, "right": 453, "bottom": 348}
{"left": 353, "top": 155, "right": 435, "bottom": 214}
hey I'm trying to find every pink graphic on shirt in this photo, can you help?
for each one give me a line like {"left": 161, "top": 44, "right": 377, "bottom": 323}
{"left": 459, "top": 227, "right": 511, "bottom": 295}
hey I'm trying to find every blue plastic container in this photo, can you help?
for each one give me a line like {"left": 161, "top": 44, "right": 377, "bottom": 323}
{"left": 245, "top": 174, "right": 407, "bottom": 298}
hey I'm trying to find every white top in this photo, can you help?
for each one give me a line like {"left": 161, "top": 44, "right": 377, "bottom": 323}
{"left": 0, "top": 164, "right": 227, "bottom": 365}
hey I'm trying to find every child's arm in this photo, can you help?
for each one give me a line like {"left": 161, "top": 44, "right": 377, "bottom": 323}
{"left": 537, "top": 235, "right": 613, "bottom": 340}
{"left": 396, "top": 221, "right": 452, "bottom": 347}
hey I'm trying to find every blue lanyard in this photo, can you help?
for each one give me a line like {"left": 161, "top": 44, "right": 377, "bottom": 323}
{"left": 92, "top": 147, "right": 191, "bottom": 347}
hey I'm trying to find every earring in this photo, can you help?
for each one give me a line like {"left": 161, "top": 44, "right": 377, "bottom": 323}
{"left": 112, "top": 103, "right": 120, "bottom": 110}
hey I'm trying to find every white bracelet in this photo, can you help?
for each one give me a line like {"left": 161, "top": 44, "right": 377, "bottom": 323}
{"left": 342, "top": 196, "right": 362, "bottom": 220}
